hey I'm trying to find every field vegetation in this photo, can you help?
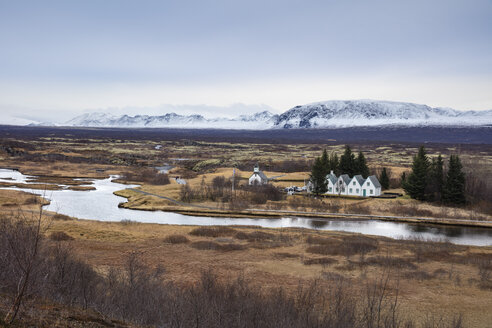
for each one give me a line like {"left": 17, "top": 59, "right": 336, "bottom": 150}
{"left": 0, "top": 126, "right": 491, "bottom": 326}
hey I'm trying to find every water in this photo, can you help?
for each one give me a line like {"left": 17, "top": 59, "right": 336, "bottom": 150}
{"left": 1, "top": 169, "right": 491, "bottom": 246}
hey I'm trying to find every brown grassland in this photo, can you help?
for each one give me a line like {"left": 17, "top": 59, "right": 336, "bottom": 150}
{"left": 0, "top": 132, "right": 491, "bottom": 327}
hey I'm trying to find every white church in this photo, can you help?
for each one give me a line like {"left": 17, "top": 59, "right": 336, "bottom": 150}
{"left": 309, "top": 170, "right": 382, "bottom": 197}
{"left": 248, "top": 163, "right": 269, "bottom": 185}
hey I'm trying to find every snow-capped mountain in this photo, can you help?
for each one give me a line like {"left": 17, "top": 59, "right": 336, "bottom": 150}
{"left": 273, "top": 100, "right": 492, "bottom": 129}
{"left": 66, "top": 111, "right": 277, "bottom": 129}
{"left": 63, "top": 100, "right": 492, "bottom": 129}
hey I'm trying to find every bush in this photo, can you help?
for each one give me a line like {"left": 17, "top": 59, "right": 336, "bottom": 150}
{"left": 122, "top": 168, "right": 170, "bottom": 185}
{"left": 49, "top": 231, "right": 74, "bottom": 241}
{"left": 234, "top": 230, "right": 275, "bottom": 241}
{"left": 189, "top": 226, "right": 236, "bottom": 238}
{"left": 163, "top": 234, "right": 189, "bottom": 244}
{"left": 190, "top": 241, "right": 246, "bottom": 252}
{"left": 52, "top": 213, "right": 73, "bottom": 221}
{"left": 362, "top": 256, "right": 417, "bottom": 270}
{"left": 303, "top": 257, "right": 338, "bottom": 266}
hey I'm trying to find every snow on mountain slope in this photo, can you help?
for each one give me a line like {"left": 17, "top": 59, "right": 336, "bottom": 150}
{"left": 273, "top": 100, "right": 492, "bottom": 128}
{"left": 64, "top": 100, "right": 492, "bottom": 129}
{"left": 66, "top": 111, "right": 277, "bottom": 129}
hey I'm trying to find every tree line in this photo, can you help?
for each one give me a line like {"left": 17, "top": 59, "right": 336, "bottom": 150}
{"left": 402, "top": 146, "right": 466, "bottom": 205}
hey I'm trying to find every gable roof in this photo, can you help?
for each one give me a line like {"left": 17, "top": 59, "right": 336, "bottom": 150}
{"left": 339, "top": 174, "right": 351, "bottom": 184}
{"left": 326, "top": 173, "right": 337, "bottom": 184}
{"left": 366, "top": 175, "right": 381, "bottom": 188}
{"left": 251, "top": 171, "right": 268, "bottom": 181}
{"left": 353, "top": 175, "right": 365, "bottom": 185}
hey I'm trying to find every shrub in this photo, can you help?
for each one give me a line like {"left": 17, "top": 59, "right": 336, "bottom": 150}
{"left": 303, "top": 257, "right": 338, "bottom": 266}
{"left": 274, "top": 252, "right": 299, "bottom": 259}
{"left": 120, "top": 219, "right": 139, "bottom": 225}
{"left": 49, "top": 231, "right": 74, "bottom": 241}
{"left": 305, "top": 235, "right": 338, "bottom": 245}
{"left": 234, "top": 230, "right": 275, "bottom": 241}
{"left": 52, "top": 213, "right": 72, "bottom": 221}
{"left": 122, "top": 168, "right": 170, "bottom": 185}
{"left": 363, "top": 256, "right": 417, "bottom": 270}
{"left": 163, "top": 234, "right": 189, "bottom": 244}
{"left": 189, "top": 226, "right": 236, "bottom": 238}
{"left": 190, "top": 241, "right": 246, "bottom": 252}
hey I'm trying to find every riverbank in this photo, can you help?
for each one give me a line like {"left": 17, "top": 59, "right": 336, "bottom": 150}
{"left": 115, "top": 188, "right": 492, "bottom": 229}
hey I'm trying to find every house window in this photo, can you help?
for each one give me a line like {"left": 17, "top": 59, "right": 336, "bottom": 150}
{"left": 370, "top": 190, "right": 373, "bottom": 194}
{"left": 367, "top": 182, "right": 370, "bottom": 186}
{"left": 329, "top": 187, "right": 332, "bottom": 192}
{"left": 349, "top": 188, "right": 353, "bottom": 193}
{"left": 356, "top": 189, "right": 359, "bottom": 193}
{"left": 353, "top": 181, "right": 356, "bottom": 185}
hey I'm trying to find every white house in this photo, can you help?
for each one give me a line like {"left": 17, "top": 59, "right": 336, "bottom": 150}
{"left": 361, "top": 175, "right": 381, "bottom": 197}
{"left": 248, "top": 163, "right": 269, "bottom": 185}
{"left": 326, "top": 170, "right": 338, "bottom": 194}
{"left": 347, "top": 175, "right": 365, "bottom": 196}
{"left": 336, "top": 174, "right": 351, "bottom": 195}
{"left": 307, "top": 170, "right": 382, "bottom": 197}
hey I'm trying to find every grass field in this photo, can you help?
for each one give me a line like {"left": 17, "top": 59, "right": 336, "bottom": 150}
{"left": 1, "top": 129, "right": 492, "bottom": 326}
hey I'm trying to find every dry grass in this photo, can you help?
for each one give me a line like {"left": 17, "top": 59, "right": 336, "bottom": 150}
{"left": 163, "top": 234, "right": 190, "bottom": 244}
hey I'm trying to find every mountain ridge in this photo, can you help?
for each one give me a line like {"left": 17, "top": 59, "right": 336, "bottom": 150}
{"left": 53, "top": 100, "right": 492, "bottom": 129}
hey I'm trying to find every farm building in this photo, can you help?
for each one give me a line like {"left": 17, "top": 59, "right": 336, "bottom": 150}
{"left": 307, "top": 171, "right": 382, "bottom": 197}
{"left": 248, "top": 163, "right": 269, "bottom": 185}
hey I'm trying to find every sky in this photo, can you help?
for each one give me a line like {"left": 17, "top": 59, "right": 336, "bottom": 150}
{"left": 0, "top": 0, "right": 491, "bottom": 123}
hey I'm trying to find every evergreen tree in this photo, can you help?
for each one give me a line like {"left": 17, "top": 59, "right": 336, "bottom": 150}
{"left": 427, "top": 155, "right": 444, "bottom": 201}
{"left": 339, "top": 145, "right": 356, "bottom": 176}
{"left": 355, "top": 151, "right": 370, "bottom": 178}
{"left": 379, "top": 167, "right": 390, "bottom": 190}
{"left": 400, "top": 172, "right": 406, "bottom": 187}
{"left": 320, "top": 149, "right": 329, "bottom": 176}
{"left": 402, "top": 146, "right": 430, "bottom": 201}
{"left": 442, "top": 155, "right": 466, "bottom": 205}
{"left": 309, "top": 157, "right": 328, "bottom": 195}
{"left": 329, "top": 152, "right": 340, "bottom": 175}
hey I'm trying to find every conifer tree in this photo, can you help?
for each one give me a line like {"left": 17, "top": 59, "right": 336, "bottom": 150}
{"left": 355, "top": 151, "right": 370, "bottom": 178}
{"left": 339, "top": 145, "right": 356, "bottom": 176}
{"left": 400, "top": 172, "right": 406, "bottom": 187}
{"left": 402, "top": 146, "right": 430, "bottom": 201}
{"left": 320, "top": 149, "right": 329, "bottom": 176}
{"left": 442, "top": 155, "right": 466, "bottom": 205}
{"left": 379, "top": 167, "right": 390, "bottom": 190}
{"left": 309, "top": 157, "right": 328, "bottom": 195}
{"left": 427, "top": 155, "right": 444, "bottom": 201}
{"left": 329, "top": 152, "right": 340, "bottom": 175}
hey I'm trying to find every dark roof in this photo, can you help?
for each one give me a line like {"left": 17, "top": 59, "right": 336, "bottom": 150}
{"left": 366, "top": 175, "right": 381, "bottom": 188}
{"left": 326, "top": 173, "right": 337, "bottom": 184}
{"left": 339, "top": 174, "right": 351, "bottom": 184}
{"left": 353, "top": 175, "right": 365, "bottom": 185}
{"left": 251, "top": 171, "right": 268, "bottom": 181}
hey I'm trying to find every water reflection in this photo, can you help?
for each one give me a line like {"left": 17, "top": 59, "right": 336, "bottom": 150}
{"left": 0, "top": 169, "right": 491, "bottom": 247}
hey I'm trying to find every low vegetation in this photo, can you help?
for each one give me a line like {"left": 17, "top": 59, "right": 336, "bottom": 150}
{"left": 1, "top": 212, "right": 476, "bottom": 327}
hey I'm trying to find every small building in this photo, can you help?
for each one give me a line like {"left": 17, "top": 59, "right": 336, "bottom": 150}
{"left": 326, "top": 170, "right": 338, "bottom": 194}
{"left": 248, "top": 163, "right": 269, "bottom": 185}
{"left": 362, "top": 175, "right": 381, "bottom": 197}
{"left": 336, "top": 174, "right": 351, "bottom": 195}
{"left": 347, "top": 175, "right": 365, "bottom": 196}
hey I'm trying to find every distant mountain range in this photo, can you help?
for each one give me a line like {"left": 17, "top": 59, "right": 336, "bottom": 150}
{"left": 46, "top": 100, "right": 492, "bottom": 129}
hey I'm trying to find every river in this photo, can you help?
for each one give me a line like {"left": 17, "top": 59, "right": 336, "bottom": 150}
{"left": 0, "top": 168, "right": 491, "bottom": 246}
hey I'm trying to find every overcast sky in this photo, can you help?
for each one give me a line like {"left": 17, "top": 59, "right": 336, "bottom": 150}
{"left": 0, "top": 0, "right": 491, "bottom": 123}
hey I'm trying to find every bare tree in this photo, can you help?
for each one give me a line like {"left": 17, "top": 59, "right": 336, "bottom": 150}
{"left": 0, "top": 207, "right": 47, "bottom": 324}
